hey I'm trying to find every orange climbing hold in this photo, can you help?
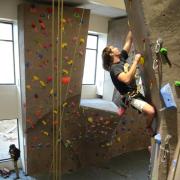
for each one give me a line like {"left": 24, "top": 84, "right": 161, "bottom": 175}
{"left": 61, "top": 76, "right": 71, "bottom": 84}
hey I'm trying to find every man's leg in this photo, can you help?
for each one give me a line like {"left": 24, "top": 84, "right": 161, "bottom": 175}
{"left": 14, "top": 160, "right": 19, "bottom": 179}
{"left": 130, "top": 98, "right": 155, "bottom": 135}
{"left": 141, "top": 103, "right": 155, "bottom": 128}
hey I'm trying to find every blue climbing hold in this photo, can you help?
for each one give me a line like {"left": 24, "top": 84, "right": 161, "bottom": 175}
{"left": 160, "top": 83, "right": 177, "bottom": 109}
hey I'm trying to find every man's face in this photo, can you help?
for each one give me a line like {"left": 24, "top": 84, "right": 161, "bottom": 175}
{"left": 109, "top": 46, "right": 120, "bottom": 56}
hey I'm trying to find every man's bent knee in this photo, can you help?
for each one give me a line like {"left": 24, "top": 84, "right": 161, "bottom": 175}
{"left": 143, "top": 104, "right": 155, "bottom": 117}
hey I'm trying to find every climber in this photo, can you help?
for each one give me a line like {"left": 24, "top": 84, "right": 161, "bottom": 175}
{"left": 102, "top": 30, "right": 155, "bottom": 136}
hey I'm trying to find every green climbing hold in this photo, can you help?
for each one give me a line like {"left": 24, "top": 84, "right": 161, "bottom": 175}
{"left": 175, "top": 81, "right": 180, "bottom": 87}
{"left": 160, "top": 48, "right": 168, "bottom": 55}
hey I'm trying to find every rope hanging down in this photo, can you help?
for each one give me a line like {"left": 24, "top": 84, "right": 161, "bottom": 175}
{"left": 50, "top": 2, "right": 85, "bottom": 179}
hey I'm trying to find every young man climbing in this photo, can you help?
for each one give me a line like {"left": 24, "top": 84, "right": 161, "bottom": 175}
{"left": 102, "top": 30, "right": 155, "bottom": 136}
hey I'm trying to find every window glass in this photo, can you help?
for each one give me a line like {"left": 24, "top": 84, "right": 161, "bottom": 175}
{"left": 0, "top": 119, "right": 19, "bottom": 160}
{"left": 0, "top": 41, "right": 15, "bottom": 84}
{"left": 0, "top": 23, "right": 13, "bottom": 40}
{"left": 82, "top": 49, "right": 97, "bottom": 84}
{"left": 86, "top": 35, "right": 97, "bottom": 49}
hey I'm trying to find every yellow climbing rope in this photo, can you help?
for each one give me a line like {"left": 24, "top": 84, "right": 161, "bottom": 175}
{"left": 50, "top": 1, "right": 85, "bottom": 179}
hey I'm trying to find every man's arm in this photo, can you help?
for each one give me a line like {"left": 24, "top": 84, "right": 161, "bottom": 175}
{"left": 117, "top": 54, "right": 141, "bottom": 84}
{"left": 123, "top": 31, "right": 133, "bottom": 54}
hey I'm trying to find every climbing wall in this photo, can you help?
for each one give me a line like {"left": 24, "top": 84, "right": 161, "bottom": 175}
{"left": 18, "top": 3, "right": 90, "bottom": 175}
{"left": 19, "top": 2, "right": 152, "bottom": 177}
{"left": 124, "top": 0, "right": 180, "bottom": 179}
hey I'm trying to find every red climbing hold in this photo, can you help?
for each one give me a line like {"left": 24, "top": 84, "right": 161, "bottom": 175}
{"left": 117, "top": 108, "right": 126, "bottom": 117}
{"left": 61, "top": 76, "right": 71, "bottom": 84}
{"left": 47, "top": 76, "right": 53, "bottom": 82}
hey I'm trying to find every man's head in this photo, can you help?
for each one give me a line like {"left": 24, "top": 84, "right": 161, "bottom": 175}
{"left": 102, "top": 46, "right": 120, "bottom": 71}
{"left": 9, "top": 144, "right": 16, "bottom": 150}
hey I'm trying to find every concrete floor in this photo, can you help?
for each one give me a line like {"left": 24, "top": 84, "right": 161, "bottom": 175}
{"left": 62, "top": 150, "right": 150, "bottom": 180}
{"left": 0, "top": 150, "right": 149, "bottom": 180}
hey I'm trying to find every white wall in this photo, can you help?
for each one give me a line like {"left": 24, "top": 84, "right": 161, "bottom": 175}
{"left": 89, "top": 14, "right": 109, "bottom": 34}
{"left": 0, "top": 85, "right": 18, "bottom": 119}
{"left": 91, "top": 0, "right": 126, "bottom": 10}
{"left": 0, "top": 0, "right": 24, "bottom": 21}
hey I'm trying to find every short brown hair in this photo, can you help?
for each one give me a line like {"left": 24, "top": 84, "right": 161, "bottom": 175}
{"left": 102, "top": 46, "right": 113, "bottom": 71}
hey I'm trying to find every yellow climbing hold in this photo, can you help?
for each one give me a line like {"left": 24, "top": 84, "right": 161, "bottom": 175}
{"left": 67, "top": 60, "right": 73, "bottom": 65}
{"left": 26, "top": 85, "right": 31, "bottom": 90}
{"left": 61, "top": 43, "right": 67, "bottom": 48}
{"left": 140, "top": 57, "right": 145, "bottom": 65}
{"left": 42, "top": 120, "right": 47, "bottom": 125}
{"left": 63, "top": 69, "right": 69, "bottom": 75}
{"left": 32, "top": 75, "right": 39, "bottom": 81}
{"left": 106, "top": 142, "right": 112, "bottom": 147}
{"left": 40, "top": 80, "right": 46, "bottom": 87}
{"left": 116, "top": 137, "right": 121, "bottom": 142}
{"left": 87, "top": 117, "right": 93, "bottom": 123}
{"left": 50, "top": 88, "right": 54, "bottom": 95}
{"left": 43, "top": 131, "right": 49, "bottom": 136}
{"left": 53, "top": 110, "right": 58, "bottom": 114}
{"left": 63, "top": 102, "right": 68, "bottom": 107}
{"left": 80, "top": 38, "right": 85, "bottom": 44}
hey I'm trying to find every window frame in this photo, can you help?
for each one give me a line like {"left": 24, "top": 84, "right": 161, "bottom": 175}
{"left": 82, "top": 33, "right": 99, "bottom": 85}
{"left": 0, "top": 21, "right": 16, "bottom": 85}
{"left": 0, "top": 118, "right": 20, "bottom": 162}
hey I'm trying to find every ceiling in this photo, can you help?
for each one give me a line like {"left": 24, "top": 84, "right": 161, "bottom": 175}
{"left": 28, "top": 0, "right": 127, "bottom": 18}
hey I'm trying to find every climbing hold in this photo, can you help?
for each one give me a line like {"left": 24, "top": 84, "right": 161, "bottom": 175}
{"left": 63, "top": 69, "right": 69, "bottom": 75}
{"left": 63, "top": 102, "right": 68, "bottom": 107}
{"left": 50, "top": 88, "right": 54, "bottom": 95}
{"left": 53, "top": 110, "right": 58, "bottom": 114}
{"left": 160, "top": 83, "right": 177, "bottom": 109}
{"left": 175, "top": 81, "right": 180, "bottom": 87}
{"left": 61, "top": 43, "right": 68, "bottom": 48}
{"left": 32, "top": 75, "right": 39, "bottom": 81}
{"left": 26, "top": 85, "right": 31, "bottom": 90}
{"left": 38, "top": 18, "right": 46, "bottom": 30}
{"left": 160, "top": 48, "right": 172, "bottom": 67}
{"left": 40, "top": 80, "right": 46, "bottom": 87}
{"left": 106, "top": 142, "right": 112, "bottom": 147}
{"left": 87, "top": 117, "right": 93, "bottom": 123}
{"left": 43, "top": 131, "right": 49, "bottom": 136}
{"left": 62, "top": 76, "right": 71, "bottom": 84}
{"left": 31, "top": 22, "right": 38, "bottom": 32}
{"left": 47, "top": 76, "right": 53, "bottom": 82}
{"left": 139, "top": 57, "right": 145, "bottom": 65}
{"left": 80, "top": 38, "right": 85, "bottom": 44}
{"left": 160, "top": 47, "right": 167, "bottom": 56}
{"left": 42, "top": 120, "right": 47, "bottom": 125}
{"left": 117, "top": 108, "right": 126, "bottom": 116}
{"left": 65, "top": 140, "right": 72, "bottom": 148}
{"left": 67, "top": 59, "right": 73, "bottom": 65}
{"left": 116, "top": 137, "right": 121, "bottom": 143}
